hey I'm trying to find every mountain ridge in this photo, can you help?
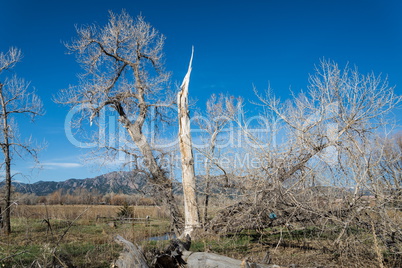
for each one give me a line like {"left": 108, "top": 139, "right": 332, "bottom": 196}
{"left": 3, "top": 170, "right": 150, "bottom": 196}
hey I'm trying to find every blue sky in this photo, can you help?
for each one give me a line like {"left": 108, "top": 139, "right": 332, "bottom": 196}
{"left": 0, "top": 0, "right": 401, "bottom": 182}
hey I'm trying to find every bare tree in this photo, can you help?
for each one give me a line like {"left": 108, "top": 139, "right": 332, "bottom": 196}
{"left": 211, "top": 59, "right": 401, "bottom": 238}
{"left": 177, "top": 48, "right": 201, "bottom": 236}
{"left": 56, "top": 11, "right": 183, "bottom": 234}
{"left": 194, "top": 93, "right": 241, "bottom": 226}
{"left": 253, "top": 59, "right": 400, "bottom": 189}
{"left": 0, "top": 47, "right": 43, "bottom": 235}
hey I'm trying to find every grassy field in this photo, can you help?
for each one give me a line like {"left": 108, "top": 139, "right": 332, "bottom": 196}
{"left": 2, "top": 204, "right": 400, "bottom": 267}
{"left": 0, "top": 205, "right": 171, "bottom": 267}
{"left": 12, "top": 204, "right": 170, "bottom": 220}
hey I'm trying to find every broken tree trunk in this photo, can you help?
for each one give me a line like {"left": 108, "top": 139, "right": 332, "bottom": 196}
{"left": 112, "top": 236, "right": 281, "bottom": 268}
{"left": 183, "top": 251, "right": 276, "bottom": 268}
{"left": 177, "top": 47, "right": 201, "bottom": 238}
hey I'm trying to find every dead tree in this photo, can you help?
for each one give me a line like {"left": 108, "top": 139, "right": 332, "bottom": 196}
{"left": 57, "top": 11, "right": 182, "bottom": 234}
{"left": 251, "top": 59, "right": 400, "bottom": 196}
{"left": 194, "top": 94, "right": 241, "bottom": 226}
{"left": 0, "top": 47, "right": 43, "bottom": 234}
{"left": 177, "top": 47, "right": 200, "bottom": 237}
{"left": 212, "top": 59, "right": 401, "bottom": 237}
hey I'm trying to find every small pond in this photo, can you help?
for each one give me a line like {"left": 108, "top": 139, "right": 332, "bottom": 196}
{"left": 148, "top": 232, "right": 176, "bottom": 241}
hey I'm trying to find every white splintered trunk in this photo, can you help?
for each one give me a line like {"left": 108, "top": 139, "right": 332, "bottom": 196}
{"left": 178, "top": 47, "right": 200, "bottom": 237}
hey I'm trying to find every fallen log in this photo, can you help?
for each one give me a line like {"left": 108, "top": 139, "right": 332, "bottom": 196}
{"left": 112, "top": 235, "right": 283, "bottom": 268}
{"left": 113, "top": 235, "right": 149, "bottom": 268}
{"left": 183, "top": 251, "right": 282, "bottom": 268}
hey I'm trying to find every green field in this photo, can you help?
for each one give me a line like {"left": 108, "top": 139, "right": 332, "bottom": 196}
{"left": 0, "top": 205, "right": 171, "bottom": 267}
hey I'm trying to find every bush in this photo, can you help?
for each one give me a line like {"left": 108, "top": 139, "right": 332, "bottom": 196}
{"left": 117, "top": 203, "right": 133, "bottom": 218}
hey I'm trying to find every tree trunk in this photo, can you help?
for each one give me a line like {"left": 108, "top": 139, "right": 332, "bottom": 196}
{"left": 203, "top": 132, "right": 218, "bottom": 227}
{"left": 125, "top": 123, "right": 183, "bottom": 235}
{"left": 178, "top": 47, "right": 200, "bottom": 237}
{"left": 183, "top": 251, "right": 274, "bottom": 268}
{"left": 203, "top": 179, "right": 210, "bottom": 227}
{"left": 3, "top": 147, "right": 11, "bottom": 235}
{"left": 0, "top": 85, "right": 11, "bottom": 235}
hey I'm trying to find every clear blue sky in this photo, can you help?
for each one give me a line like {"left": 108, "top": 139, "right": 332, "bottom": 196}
{"left": 1, "top": 0, "right": 401, "bottom": 182}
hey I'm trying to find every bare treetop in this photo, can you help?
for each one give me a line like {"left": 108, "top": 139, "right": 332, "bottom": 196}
{"left": 58, "top": 11, "right": 171, "bottom": 126}
{"left": 0, "top": 47, "right": 22, "bottom": 72}
{"left": 0, "top": 48, "right": 43, "bottom": 122}
{"left": 258, "top": 60, "right": 401, "bottom": 153}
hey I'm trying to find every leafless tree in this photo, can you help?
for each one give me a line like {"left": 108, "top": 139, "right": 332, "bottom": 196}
{"left": 0, "top": 47, "right": 43, "bottom": 234}
{"left": 211, "top": 59, "right": 401, "bottom": 245}
{"left": 253, "top": 59, "right": 400, "bottom": 192}
{"left": 194, "top": 93, "right": 241, "bottom": 226}
{"left": 56, "top": 11, "right": 183, "bottom": 234}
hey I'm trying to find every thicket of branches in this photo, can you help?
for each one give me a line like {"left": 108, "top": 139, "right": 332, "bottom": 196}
{"left": 198, "top": 60, "right": 402, "bottom": 266}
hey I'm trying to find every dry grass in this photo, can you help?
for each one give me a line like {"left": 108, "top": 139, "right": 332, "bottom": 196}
{"left": 3, "top": 204, "right": 400, "bottom": 267}
{"left": 12, "top": 204, "right": 170, "bottom": 221}
{"left": 185, "top": 225, "right": 393, "bottom": 268}
{"left": 0, "top": 205, "right": 171, "bottom": 267}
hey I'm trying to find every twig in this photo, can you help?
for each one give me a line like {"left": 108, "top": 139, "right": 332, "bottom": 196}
{"left": 0, "top": 251, "right": 28, "bottom": 262}
{"left": 274, "top": 227, "right": 283, "bottom": 252}
{"left": 55, "top": 206, "right": 91, "bottom": 247}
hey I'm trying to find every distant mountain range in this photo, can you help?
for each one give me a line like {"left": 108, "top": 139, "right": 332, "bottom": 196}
{"left": 4, "top": 171, "right": 151, "bottom": 196}
{"left": 1, "top": 171, "right": 242, "bottom": 197}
